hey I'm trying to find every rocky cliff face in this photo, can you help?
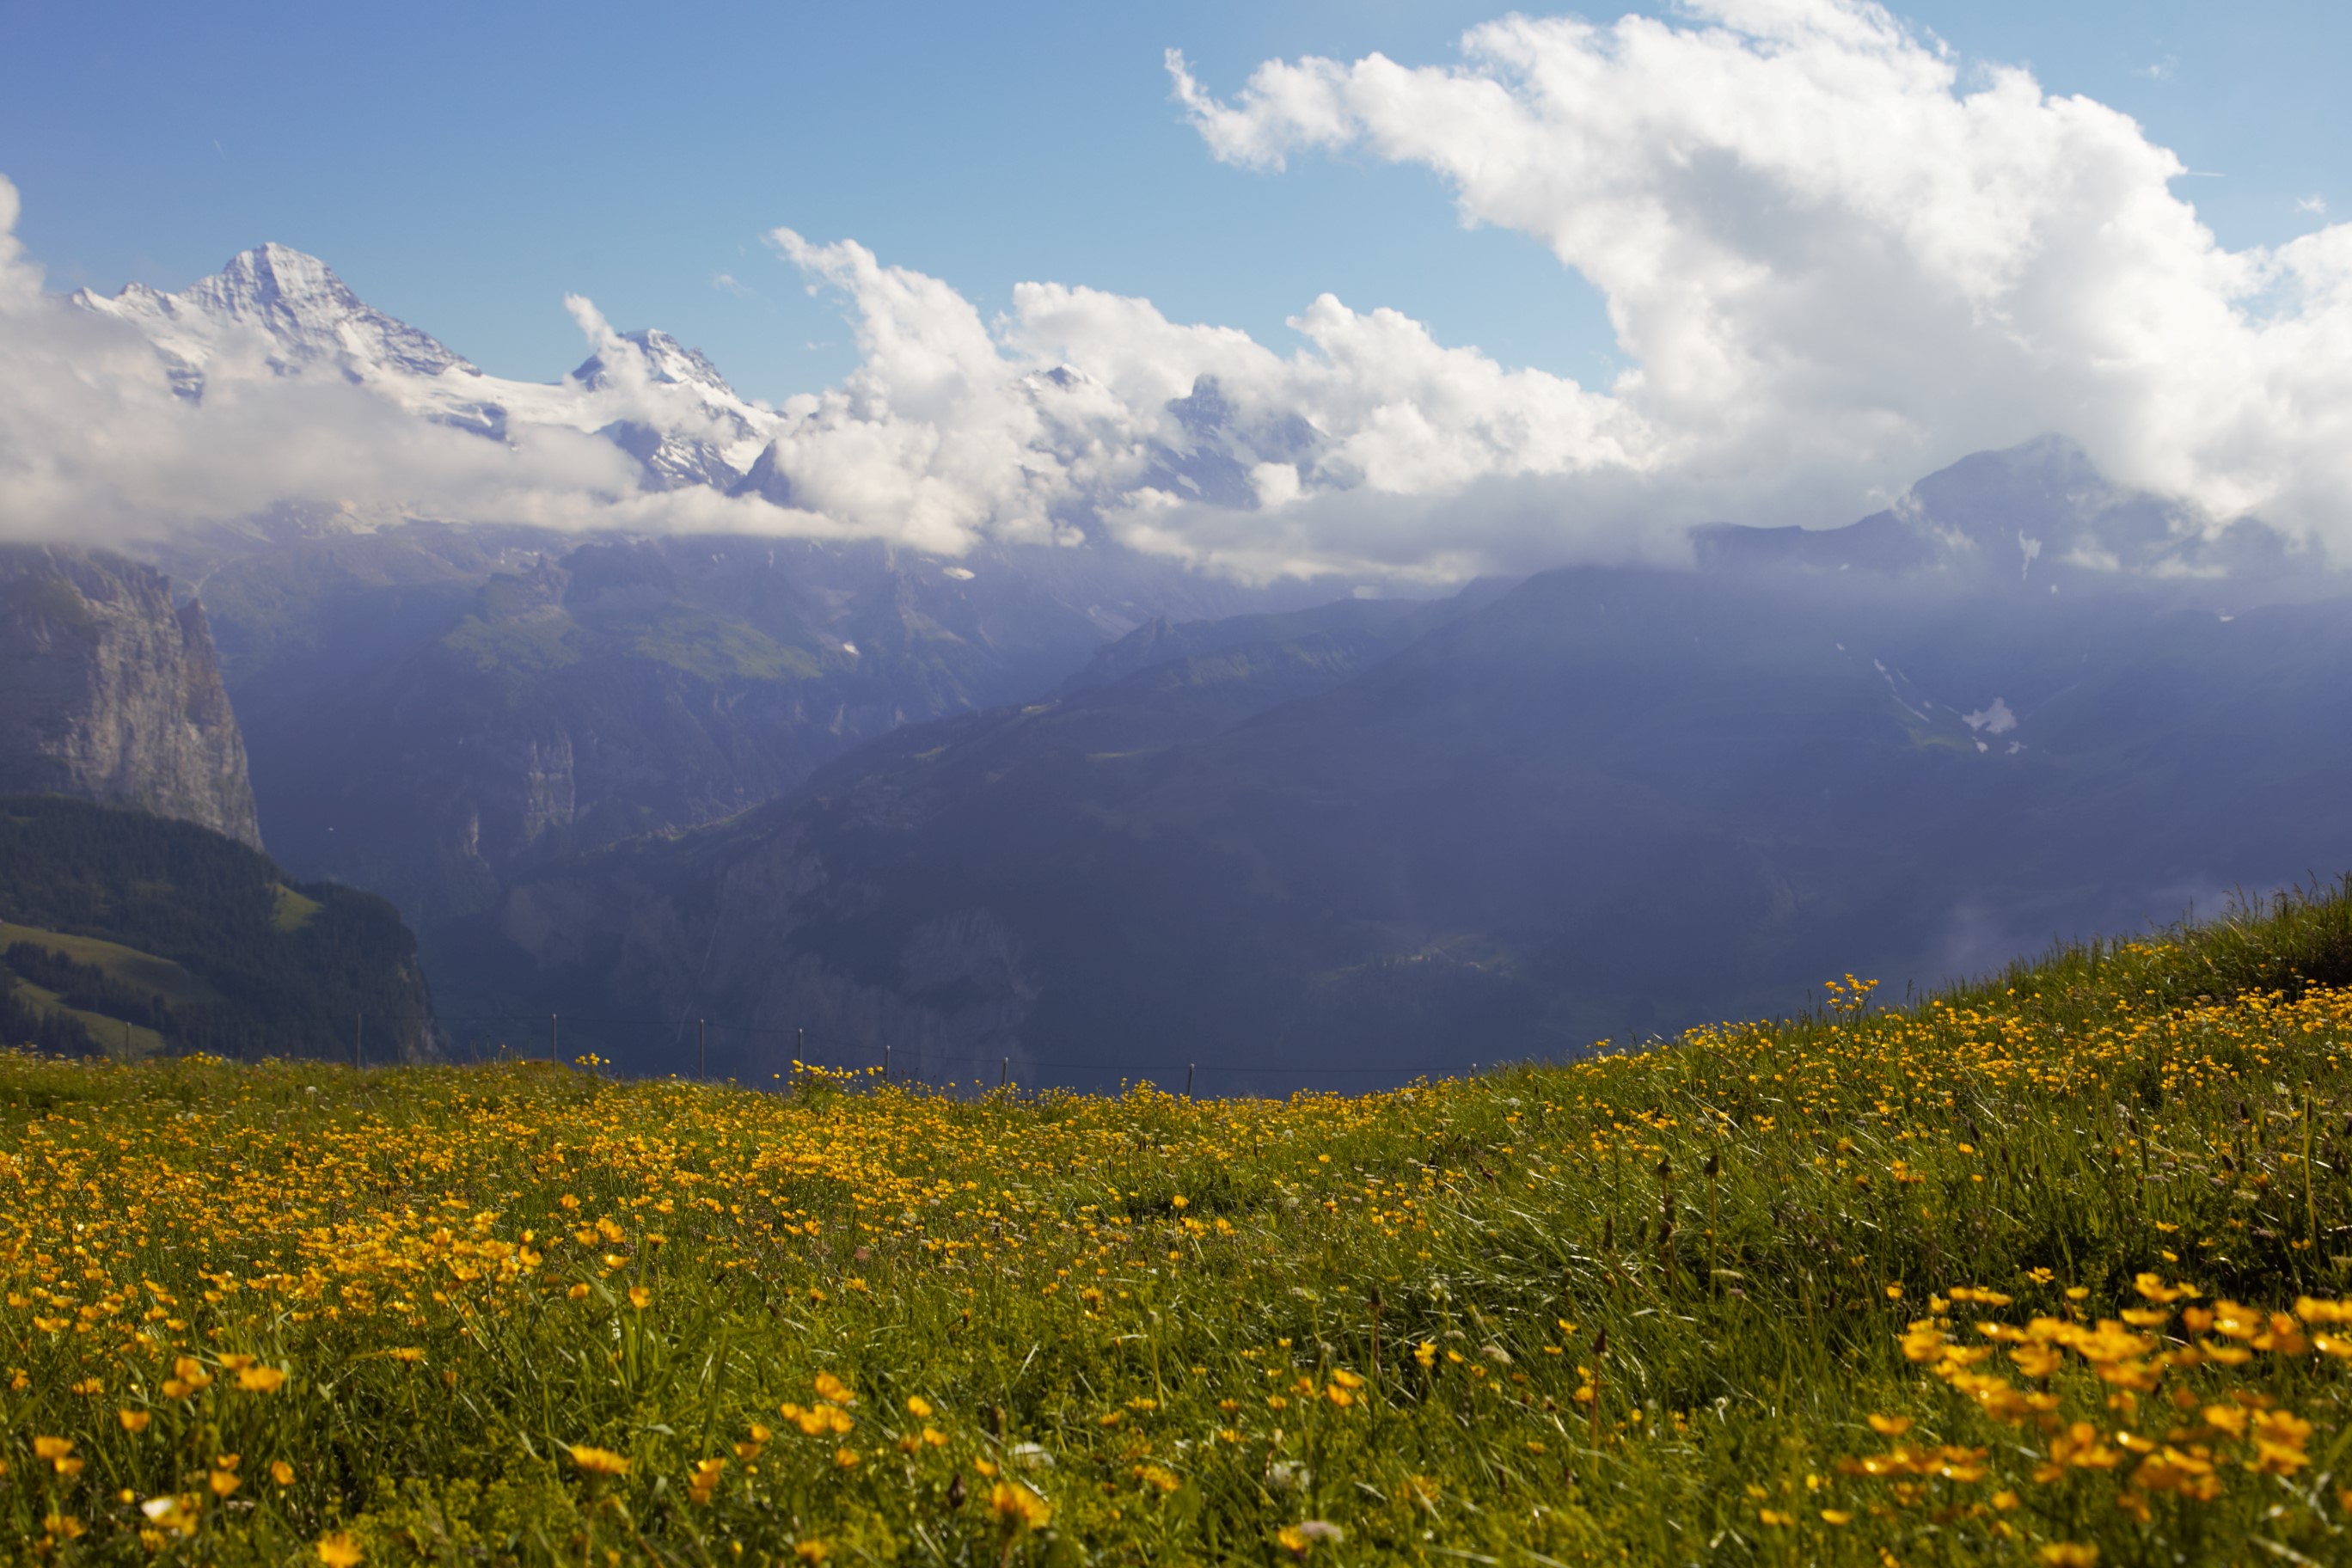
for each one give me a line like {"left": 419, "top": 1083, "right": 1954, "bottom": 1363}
{"left": 0, "top": 546, "right": 262, "bottom": 848}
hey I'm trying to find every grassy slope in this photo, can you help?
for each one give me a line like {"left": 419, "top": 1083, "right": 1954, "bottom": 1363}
{"left": 271, "top": 887, "right": 322, "bottom": 934}
{"left": 9, "top": 891, "right": 2352, "bottom": 1562}
{"left": 0, "top": 922, "right": 206, "bottom": 1060}
{"left": 0, "top": 979, "right": 166, "bottom": 1059}
{"left": 0, "top": 922, "right": 214, "bottom": 1006}
{"left": 0, "top": 795, "right": 432, "bottom": 1062}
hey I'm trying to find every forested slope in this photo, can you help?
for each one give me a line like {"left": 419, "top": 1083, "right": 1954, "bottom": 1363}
{"left": 0, "top": 795, "right": 437, "bottom": 1061}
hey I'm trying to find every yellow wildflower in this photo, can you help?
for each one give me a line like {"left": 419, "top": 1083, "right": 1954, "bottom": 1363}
{"left": 567, "top": 1444, "right": 631, "bottom": 1478}
{"left": 989, "top": 1479, "right": 1051, "bottom": 1529}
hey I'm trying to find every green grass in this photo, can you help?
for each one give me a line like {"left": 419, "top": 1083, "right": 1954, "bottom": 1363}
{"left": 9, "top": 889, "right": 2352, "bottom": 1561}
{"left": 2, "top": 977, "right": 167, "bottom": 1060}
{"left": 439, "top": 606, "right": 584, "bottom": 682}
{"left": 0, "top": 922, "right": 214, "bottom": 1007}
{"left": 622, "top": 613, "right": 827, "bottom": 684}
{"left": 0, "top": 920, "right": 210, "bottom": 1061}
{"left": 270, "top": 886, "right": 323, "bottom": 934}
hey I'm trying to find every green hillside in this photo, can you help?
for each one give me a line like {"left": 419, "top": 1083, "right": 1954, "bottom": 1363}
{"left": 0, "top": 794, "right": 438, "bottom": 1062}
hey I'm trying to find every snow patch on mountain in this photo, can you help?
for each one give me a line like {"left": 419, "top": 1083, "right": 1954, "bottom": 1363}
{"left": 76, "top": 242, "right": 475, "bottom": 388}
{"left": 72, "top": 247, "right": 785, "bottom": 497}
{"left": 1963, "top": 697, "right": 2018, "bottom": 735}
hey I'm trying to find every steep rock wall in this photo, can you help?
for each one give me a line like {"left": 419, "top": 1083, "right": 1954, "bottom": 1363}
{"left": 0, "top": 546, "right": 262, "bottom": 848}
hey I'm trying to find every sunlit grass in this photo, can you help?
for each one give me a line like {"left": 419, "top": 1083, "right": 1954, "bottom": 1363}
{"left": 9, "top": 889, "right": 2352, "bottom": 1562}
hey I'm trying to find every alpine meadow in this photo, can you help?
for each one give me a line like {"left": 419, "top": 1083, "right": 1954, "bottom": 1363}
{"left": 11, "top": 887, "right": 2352, "bottom": 1564}
{"left": 19, "top": 0, "right": 2352, "bottom": 1565}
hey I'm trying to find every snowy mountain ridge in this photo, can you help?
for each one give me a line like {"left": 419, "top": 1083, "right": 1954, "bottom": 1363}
{"left": 76, "top": 242, "right": 476, "bottom": 385}
{"left": 73, "top": 244, "right": 783, "bottom": 489}
{"left": 64, "top": 245, "right": 2306, "bottom": 598}
{"left": 66, "top": 242, "right": 1349, "bottom": 542}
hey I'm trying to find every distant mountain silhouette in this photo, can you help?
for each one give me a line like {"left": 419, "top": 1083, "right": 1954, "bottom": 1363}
{"left": 447, "top": 443, "right": 2352, "bottom": 1086}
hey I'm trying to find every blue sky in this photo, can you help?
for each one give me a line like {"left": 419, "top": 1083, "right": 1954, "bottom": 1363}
{"left": 3, "top": 0, "right": 2345, "bottom": 407}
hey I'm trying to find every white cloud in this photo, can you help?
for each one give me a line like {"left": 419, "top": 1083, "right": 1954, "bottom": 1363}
{"left": 748, "top": 229, "right": 1657, "bottom": 577}
{"left": 705, "top": 0, "right": 2352, "bottom": 578}
{"left": 1166, "top": 0, "right": 2352, "bottom": 562}
{"left": 0, "top": 177, "right": 39, "bottom": 313}
{"left": 12, "top": 0, "right": 2352, "bottom": 585}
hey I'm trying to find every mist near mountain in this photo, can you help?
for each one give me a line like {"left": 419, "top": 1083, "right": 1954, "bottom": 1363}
{"left": 164, "top": 510, "right": 1341, "bottom": 929}
{"left": 25, "top": 0, "right": 2352, "bottom": 588}
{"left": 421, "top": 439, "right": 2352, "bottom": 1088}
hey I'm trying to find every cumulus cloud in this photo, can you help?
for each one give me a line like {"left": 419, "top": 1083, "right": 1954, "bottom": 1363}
{"left": 1166, "top": 0, "right": 2352, "bottom": 560}
{"left": 753, "top": 229, "right": 1656, "bottom": 578}
{"left": 732, "top": 0, "right": 2352, "bottom": 578}
{"left": 13, "top": 0, "right": 2352, "bottom": 584}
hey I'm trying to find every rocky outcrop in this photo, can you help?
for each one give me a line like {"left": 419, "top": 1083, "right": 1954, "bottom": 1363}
{"left": 0, "top": 546, "right": 262, "bottom": 848}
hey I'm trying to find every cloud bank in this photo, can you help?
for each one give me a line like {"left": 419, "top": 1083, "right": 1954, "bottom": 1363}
{"left": 7, "top": 0, "right": 2352, "bottom": 583}
{"left": 1167, "top": 0, "right": 2352, "bottom": 560}
{"left": 751, "top": 230, "right": 1651, "bottom": 576}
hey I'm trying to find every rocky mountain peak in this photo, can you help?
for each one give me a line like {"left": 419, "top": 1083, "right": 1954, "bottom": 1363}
{"left": 573, "top": 328, "right": 738, "bottom": 397}
{"left": 75, "top": 243, "right": 475, "bottom": 383}
{"left": 74, "top": 243, "right": 795, "bottom": 496}
{"left": 1691, "top": 435, "right": 2311, "bottom": 597}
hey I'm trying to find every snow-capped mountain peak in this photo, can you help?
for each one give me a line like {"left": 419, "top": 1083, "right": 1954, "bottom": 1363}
{"left": 573, "top": 328, "right": 738, "bottom": 399}
{"left": 76, "top": 243, "right": 476, "bottom": 383}
{"left": 73, "top": 243, "right": 785, "bottom": 491}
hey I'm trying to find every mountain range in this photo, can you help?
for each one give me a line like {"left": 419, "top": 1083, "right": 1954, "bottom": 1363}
{"left": 75, "top": 243, "right": 776, "bottom": 486}
{"left": 70, "top": 242, "right": 1320, "bottom": 523}
{"left": 18, "top": 243, "right": 2352, "bottom": 1083}
{"left": 465, "top": 497, "right": 2352, "bottom": 1087}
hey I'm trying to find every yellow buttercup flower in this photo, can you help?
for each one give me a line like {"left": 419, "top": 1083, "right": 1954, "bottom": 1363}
{"left": 989, "top": 1480, "right": 1051, "bottom": 1529}
{"left": 567, "top": 1444, "right": 631, "bottom": 1478}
